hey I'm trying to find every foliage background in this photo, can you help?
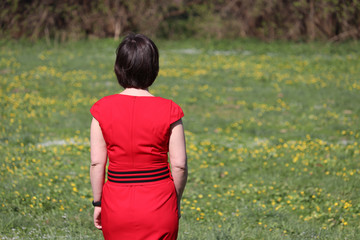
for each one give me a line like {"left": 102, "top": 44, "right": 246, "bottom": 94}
{"left": 1, "top": 0, "right": 360, "bottom": 41}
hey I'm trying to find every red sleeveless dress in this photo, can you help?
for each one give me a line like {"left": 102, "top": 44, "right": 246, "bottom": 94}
{"left": 90, "top": 94, "right": 184, "bottom": 240}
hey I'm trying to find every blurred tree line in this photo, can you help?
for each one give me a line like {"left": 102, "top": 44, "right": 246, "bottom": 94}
{"left": 1, "top": 0, "right": 359, "bottom": 41}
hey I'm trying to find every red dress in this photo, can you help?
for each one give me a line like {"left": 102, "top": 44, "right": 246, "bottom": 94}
{"left": 90, "top": 94, "right": 184, "bottom": 240}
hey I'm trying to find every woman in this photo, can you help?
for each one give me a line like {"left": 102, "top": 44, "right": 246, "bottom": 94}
{"left": 89, "top": 33, "right": 188, "bottom": 240}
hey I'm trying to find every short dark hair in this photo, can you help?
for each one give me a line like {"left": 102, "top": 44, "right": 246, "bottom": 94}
{"left": 114, "top": 33, "right": 159, "bottom": 89}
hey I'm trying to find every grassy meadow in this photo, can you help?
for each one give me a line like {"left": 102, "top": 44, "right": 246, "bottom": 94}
{"left": 0, "top": 38, "right": 360, "bottom": 239}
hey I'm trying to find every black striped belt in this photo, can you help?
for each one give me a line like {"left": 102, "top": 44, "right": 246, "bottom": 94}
{"left": 107, "top": 166, "right": 170, "bottom": 183}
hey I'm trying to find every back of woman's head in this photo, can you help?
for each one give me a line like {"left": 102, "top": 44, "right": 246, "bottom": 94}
{"left": 114, "top": 33, "right": 159, "bottom": 89}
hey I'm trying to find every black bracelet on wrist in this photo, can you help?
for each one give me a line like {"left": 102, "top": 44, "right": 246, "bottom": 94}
{"left": 92, "top": 200, "right": 101, "bottom": 207}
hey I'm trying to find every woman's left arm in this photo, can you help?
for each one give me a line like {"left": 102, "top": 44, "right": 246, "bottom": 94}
{"left": 90, "top": 117, "right": 107, "bottom": 229}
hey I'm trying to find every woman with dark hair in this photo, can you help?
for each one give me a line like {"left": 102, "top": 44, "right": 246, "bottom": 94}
{"left": 89, "top": 33, "right": 188, "bottom": 240}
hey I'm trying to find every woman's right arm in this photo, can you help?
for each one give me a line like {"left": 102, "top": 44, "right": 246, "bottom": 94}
{"left": 169, "top": 119, "right": 188, "bottom": 218}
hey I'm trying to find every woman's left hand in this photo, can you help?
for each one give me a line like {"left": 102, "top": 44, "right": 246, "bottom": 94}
{"left": 94, "top": 207, "right": 102, "bottom": 229}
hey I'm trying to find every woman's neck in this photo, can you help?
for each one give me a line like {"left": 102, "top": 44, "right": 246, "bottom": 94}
{"left": 120, "top": 88, "right": 153, "bottom": 96}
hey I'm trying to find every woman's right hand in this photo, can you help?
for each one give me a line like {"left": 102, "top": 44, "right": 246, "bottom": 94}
{"left": 169, "top": 119, "right": 187, "bottom": 221}
{"left": 94, "top": 207, "right": 102, "bottom": 229}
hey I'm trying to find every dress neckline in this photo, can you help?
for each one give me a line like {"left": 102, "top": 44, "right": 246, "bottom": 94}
{"left": 117, "top": 94, "right": 157, "bottom": 98}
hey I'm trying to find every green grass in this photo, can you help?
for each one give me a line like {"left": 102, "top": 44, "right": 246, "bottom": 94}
{"left": 1, "top": 38, "right": 359, "bottom": 239}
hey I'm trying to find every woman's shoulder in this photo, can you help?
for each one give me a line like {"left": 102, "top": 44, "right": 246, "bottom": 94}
{"left": 96, "top": 94, "right": 119, "bottom": 101}
{"left": 154, "top": 96, "right": 179, "bottom": 105}
{"left": 93, "top": 94, "right": 182, "bottom": 108}
{"left": 92, "top": 94, "right": 120, "bottom": 105}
